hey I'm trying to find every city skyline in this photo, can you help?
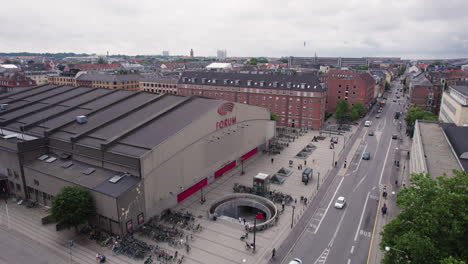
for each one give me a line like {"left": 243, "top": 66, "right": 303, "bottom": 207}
{"left": 1, "top": 0, "right": 467, "bottom": 59}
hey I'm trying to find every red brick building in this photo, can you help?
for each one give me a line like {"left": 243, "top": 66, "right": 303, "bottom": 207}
{"left": 0, "top": 72, "right": 36, "bottom": 88}
{"left": 409, "top": 72, "right": 440, "bottom": 113}
{"left": 321, "top": 69, "right": 376, "bottom": 112}
{"left": 177, "top": 71, "right": 326, "bottom": 129}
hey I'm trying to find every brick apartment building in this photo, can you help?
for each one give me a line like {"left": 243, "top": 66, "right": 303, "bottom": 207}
{"left": 177, "top": 71, "right": 326, "bottom": 129}
{"left": 48, "top": 75, "right": 76, "bottom": 86}
{"left": 321, "top": 69, "right": 376, "bottom": 112}
{"left": 0, "top": 72, "right": 36, "bottom": 88}
{"left": 408, "top": 72, "right": 441, "bottom": 113}
{"left": 139, "top": 75, "right": 179, "bottom": 94}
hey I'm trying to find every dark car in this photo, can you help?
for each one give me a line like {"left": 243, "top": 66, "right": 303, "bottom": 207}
{"left": 362, "top": 152, "right": 371, "bottom": 160}
{"left": 368, "top": 130, "right": 374, "bottom": 136}
{"left": 392, "top": 134, "right": 398, "bottom": 139}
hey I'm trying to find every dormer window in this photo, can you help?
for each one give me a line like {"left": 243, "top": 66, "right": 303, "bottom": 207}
{"left": 260, "top": 81, "right": 265, "bottom": 87}
{"left": 212, "top": 79, "right": 217, "bottom": 84}
{"left": 202, "top": 78, "right": 207, "bottom": 84}
{"left": 182, "top": 77, "right": 188, "bottom": 82}
{"left": 192, "top": 78, "right": 197, "bottom": 83}
{"left": 273, "top": 82, "right": 278, "bottom": 88}
{"left": 224, "top": 79, "right": 228, "bottom": 85}
{"left": 287, "top": 82, "right": 292, "bottom": 88}
{"left": 247, "top": 80, "right": 252, "bottom": 86}
{"left": 235, "top": 80, "right": 240, "bottom": 85}
{"left": 301, "top": 83, "right": 306, "bottom": 89}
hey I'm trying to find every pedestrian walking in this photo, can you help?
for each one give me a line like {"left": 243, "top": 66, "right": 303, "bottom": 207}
{"left": 304, "top": 160, "right": 307, "bottom": 165}
{"left": 294, "top": 198, "right": 297, "bottom": 204}
{"left": 281, "top": 200, "right": 285, "bottom": 211}
{"left": 395, "top": 180, "right": 398, "bottom": 186}
{"left": 272, "top": 248, "right": 276, "bottom": 258}
{"left": 271, "top": 158, "right": 274, "bottom": 164}
{"left": 334, "top": 161, "right": 337, "bottom": 167}
{"left": 344, "top": 160, "right": 347, "bottom": 168}
{"left": 174, "top": 251, "right": 178, "bottom": 260}
{"left": 298, "top": 165, "right": 300, "bottom": 170}
{"left": 304, "top": 197, "right": 308, "bottom": 206}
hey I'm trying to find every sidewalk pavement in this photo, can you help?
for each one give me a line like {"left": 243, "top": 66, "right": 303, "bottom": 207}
{"left": 0, "top": 125, "right": 359, "bottom": 264}
{"left": 367, "top": 123, "right": 412, "bottom": 264}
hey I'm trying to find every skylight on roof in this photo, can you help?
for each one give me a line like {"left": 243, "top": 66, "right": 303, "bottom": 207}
{"left": 45, "top": 157, "right": 57, "bottom": 163}
{"left": 109, "top": 175, "right": 125, "bottom": 184}
{"left": 38, "top": 155, "right": 49, "bottom": 161}
{"left": 62, "top": 161, "right": 73, "bottom": 168}
{"left": 82, "top": 168, "right": 96, "bottom": 175}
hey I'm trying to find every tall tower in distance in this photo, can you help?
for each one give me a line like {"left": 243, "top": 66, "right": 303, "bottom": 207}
{"left": 190, "top": 49, "right": 194, "bottom": 58}
{"left": 217, "top": 49, "right": 227, "bottom": 61}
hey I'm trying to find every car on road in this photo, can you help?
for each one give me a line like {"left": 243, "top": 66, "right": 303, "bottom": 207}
{"left": 334, "top": 196, "right": 346, "bottom": 209}
{"left": 392, "top": 134, "right": 398, "bottom": 139}
{"left": 368, "top": 130, "right": 374, "bottom": 136}
{"left": 362, "top": 152, "right": 371, "bottom": 160}
{"left": 364, "top": 120, "right": 372, "bottom": 127}
{"left": 376, "top": 114, "right": 381, "bottom": 119}
{"left": 288, "top": 258, "right": 303, "bottom": 264}
{"left": 377, "top": 109, "right": 382, "bottom": 113}
{"left": 393, "top": 99, "right": 397, "bottom": 102}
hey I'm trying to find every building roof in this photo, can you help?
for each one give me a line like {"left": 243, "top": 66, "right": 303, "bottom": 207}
{"left": 25, "top": 156, "right": 140, "bottom": 198}
{"left": 412, "top": 73, "right": 433, "bottom": 86}
{"left": 0, "top": 85, "right": 223, "bottom": 158}
{"left": 140, "top": 73, "right": 179, "bottom": 83}
{"left": 417, "top": 121, "right": 464, "bottom": 177}
{"left": 0, "top": 64, "right": 18, "bottom": 69}
{"left": 450, "top": 85, "right": 468, "bottom": 97}
{"left": 442, "top": 124, "right": 468, "bottom": 171}
{"left": 72, "top": 64, "right": 121, "bottom": 71}
{"left": 206, "top": 63, "right": 232, "bottom": 69}
{"left": 179, "top": 71, "right": 324, "bottom": 91}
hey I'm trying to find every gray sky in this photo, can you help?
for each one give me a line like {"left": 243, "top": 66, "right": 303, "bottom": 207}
{"left": 1, "top": 0, "right": 467, "bottom": 59}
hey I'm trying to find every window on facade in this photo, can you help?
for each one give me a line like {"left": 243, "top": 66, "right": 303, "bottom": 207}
{"left": 303, "top": 100, "right": 307, "bottom": 104}
{"left": 338, "top": 96, "right": 341, "bottom": 99}
{"left": 339, "top": 85, "right": 342, "bottom": 88}
{"left": 16, "top": 184, "right": 21, "bottom": 192}
{"left": 338, "top": 91, "right": 341, "bottom": 94}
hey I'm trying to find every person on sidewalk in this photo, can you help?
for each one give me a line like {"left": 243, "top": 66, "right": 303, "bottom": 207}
{"left": 271, "top": 158, "right": 274, "bottom": 164}
{"left": 304, "top": 160, "right": 307, "bottom": 165}
{"left": 334, "top": 161, "right": 337, "bottom": 167}
{"left": 344, "top": 160, "right": 347, "bottom": 168}
{"left": 272, "top": 248, "right": 276, "bottom": 258}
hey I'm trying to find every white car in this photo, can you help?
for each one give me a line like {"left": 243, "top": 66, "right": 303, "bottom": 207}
{"left": 288, "top": 258, "right": 303, "bottom": 264}
{"left": 364, "top": 120, "right": 372, "bottom": 127}
{"left": 334, "top": 196, "right": 346, "bottom": 209}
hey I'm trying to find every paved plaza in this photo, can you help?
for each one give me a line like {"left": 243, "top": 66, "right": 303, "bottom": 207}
{"left": 0, "top": 125, "right": 358, "bottom": 264}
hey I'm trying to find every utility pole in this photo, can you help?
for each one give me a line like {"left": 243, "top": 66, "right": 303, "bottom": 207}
{"left": 291, "top": 205, "right": 296, "bottom": 228}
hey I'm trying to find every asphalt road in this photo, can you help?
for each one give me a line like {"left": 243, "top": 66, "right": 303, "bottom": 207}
{"left": 0, "top": 225, "right": 67, "bottom": 264}
{"left": 281, "top": 81, "right": 405, "bottom": 264}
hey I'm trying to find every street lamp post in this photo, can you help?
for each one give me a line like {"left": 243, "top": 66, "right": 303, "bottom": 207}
{"left": 253, "top": 212, "right": 264, "bottom": 253}
{"left": 291, "top": 205, "right": 296, "bottom": 228}
{"left": 332, "top": 151, "right": 335, "bottom": 167}
{"left": 241, "top": 159, "right": 245, "bottom": 175}
{"left": 317, "top": 172, "right": 320, "bottom": 191}
{"left": 385, "top": 246, "right": 409, "bottom": 261}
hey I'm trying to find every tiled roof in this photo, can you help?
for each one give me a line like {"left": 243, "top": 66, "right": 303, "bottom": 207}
{"left": 178, "top": 71, "right": 324, "bottom": 91}
{"left": 72, "top": 64, "right": 121, "bottom": 70}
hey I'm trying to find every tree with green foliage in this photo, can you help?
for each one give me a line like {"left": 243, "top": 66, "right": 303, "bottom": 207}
{"left": 270, "top": 113, "right": 278, "bottom": 121}
{"left": 405, "top": 105, "right": 438, "bottom": 137}
{"left": 385, "top": 81, "right": 391, "bottom": 90}
{"left": 349, "top": 108, "right": 360, "bottom": 121}
{"left": 335, "top": 99, "right": 349, "bottom": 120}
{"left": 380, "top": 171, "right": 468, "bottom": 264}
{"left": 51, "top": 186, "right": 94, "bottom": 231}
{"left": 97, "top": 57, "right": 107, "bottom": 64}
{"left": 356, "top": 65, "right": 369, "bottom": 70}
{"left": 279, "top": 58, "right": 288, "bottom": 63}
{"left": 353, "top": 103, "right": 365, "bottom": 116}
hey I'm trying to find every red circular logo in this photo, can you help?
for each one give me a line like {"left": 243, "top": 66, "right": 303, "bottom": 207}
{"left": 217, "top": 102, "right": 234, "bottom": 115}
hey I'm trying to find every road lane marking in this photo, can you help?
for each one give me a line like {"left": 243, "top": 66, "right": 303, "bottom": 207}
{"left": 379, "top": 138, "right": 393, "bottom": 185}
{"left": 353, "top": 143, "right": 368, "bottom": 173}
{"left": 313, "top": 248, "right": 330, "bottom": 264}
{"left": 347, "top": 258, "right": 351, "bottom": 264}
{"left": 354, "top": 192, "right": 371, "bottom": 241}
{"left": 314, "top": 176, "right": 345, "bottom": 234}
{"left": 328, "top": 208, "right": 347, "bottom": 247}
{"left": 352, "top": 172, "right": 368, "bottom": 192}
{"left": 350, "top": 246, "right": 355, "bottom": 254}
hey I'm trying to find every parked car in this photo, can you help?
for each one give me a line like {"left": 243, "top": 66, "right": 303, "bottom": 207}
{"left": 376, "top": 114, "right": 381, "bottom": 119}
{"left": 364, "top": 120, "right": 372, "bottom": 127}
{"left": 362, "top": 152, "right": 371, "bottom": 160}
{"left": 368, "top": 130, "right": 374, "bottom": 136}
{"left": 392, "top": 134, "right": 398, "bottom": 139}
{"left": 334, "top": 196, "right": 346, "bottom": 209}
{"left": 288, "top": 258, "right": 303, "bottom": 264}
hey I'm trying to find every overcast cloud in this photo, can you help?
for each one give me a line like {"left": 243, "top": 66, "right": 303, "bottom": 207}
{"left": 1, "top": 0, "right": 467, "bottom": 59}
